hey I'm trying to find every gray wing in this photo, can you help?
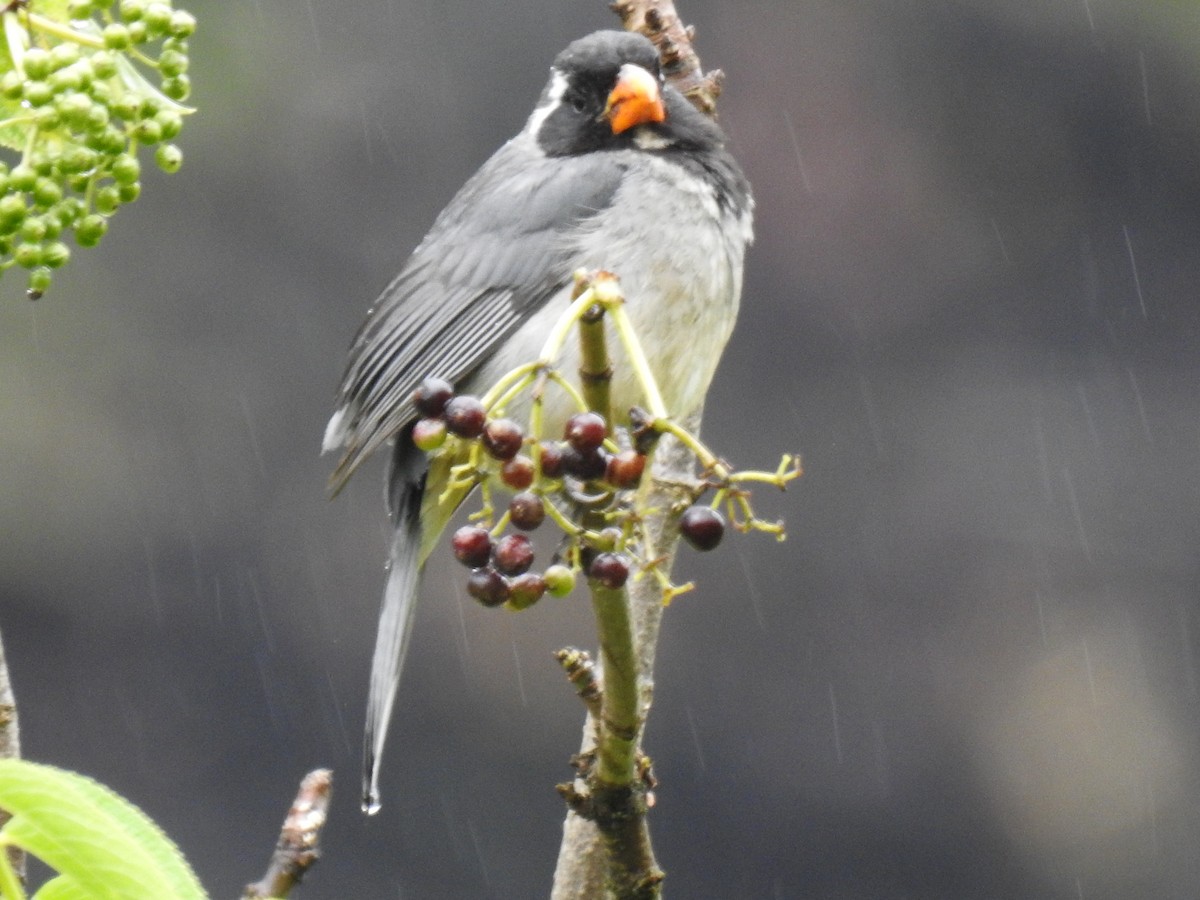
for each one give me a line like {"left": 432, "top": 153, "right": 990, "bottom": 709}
{"left": 326, "top": 140, "right": 629, "bottom": 490}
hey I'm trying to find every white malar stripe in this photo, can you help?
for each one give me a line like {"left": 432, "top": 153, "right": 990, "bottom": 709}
{"left": 523, "top": 69, "right": 569, "bottom": 144}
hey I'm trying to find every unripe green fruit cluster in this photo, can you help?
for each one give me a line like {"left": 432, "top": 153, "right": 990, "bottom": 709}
{"left": 0, "top": 0, "right": 195, "bottom": 297}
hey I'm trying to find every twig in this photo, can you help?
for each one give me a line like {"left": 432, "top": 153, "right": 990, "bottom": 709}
{"left": 0, "top": 629, "right": 24, "bottom": 886}
{"left": 243, "top": 769, "right": 332, "bottom": 899}
{"left": 610, "top": 0, "right": 724, "bottom": 117}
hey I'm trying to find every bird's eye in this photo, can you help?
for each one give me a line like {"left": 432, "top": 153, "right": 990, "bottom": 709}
{"left": 569, "top": 94, "right": 587, "bottom": 113}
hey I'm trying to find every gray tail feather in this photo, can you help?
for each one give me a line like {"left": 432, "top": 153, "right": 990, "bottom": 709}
{"left": 362, "top": 442, "right": 425, "bottom": 814}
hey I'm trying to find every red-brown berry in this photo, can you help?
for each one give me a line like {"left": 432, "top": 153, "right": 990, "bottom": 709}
{"left": 444, "top": 395, "right": 487, "bottom": 438}
{"left": 467, "top": 566, "right": 509, "bottom": 607}
{"left": 588, "top": 552, "right": 630, "bottom": 589}
{"left": 679, "top": 506, "right": 725, "bottom": 551}
{"left": 412, "top": 417, "right": 447, "bottom": 452}
{"left": 508, "top": 492, "right": 545, "bottom": 531}
{"left": 452, "top": 525, "right": 492, "bottom": 568}
{"left": 500, "top": 454, "right": 535, "bottom": 490}
{"left": 538, "top": 442, "right": 565, "bottom": 478}
{"left": 483, "top": 418, "right": 524, "bottom": 460}
{"left": 493, "top": 533, "right": 535, "bottom": 575}
{"left": 605, "top": 449, "right": 645, "bottom": 489}
{"left": 412, "top": 376, "right": 454, "bottom": 418}
{"left": 565, "top": 411, "right": 607, "bottom": 453}
{"left": 506, "top": 572, "right": 547, "bottom": 610}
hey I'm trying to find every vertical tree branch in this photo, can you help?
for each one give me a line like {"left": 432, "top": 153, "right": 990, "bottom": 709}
{"left": 243, "top": 769, "right": 332, "bottom": 900}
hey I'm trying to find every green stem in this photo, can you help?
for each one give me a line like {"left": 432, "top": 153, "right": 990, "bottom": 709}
{"left": 578, "top": 304, "right": 613, "bottom": 429}
{"left": 25, "top": 12, "right": 104, "bottom": 49}
{"left": 589, "top": 583, "right": 639, "bottom": 786}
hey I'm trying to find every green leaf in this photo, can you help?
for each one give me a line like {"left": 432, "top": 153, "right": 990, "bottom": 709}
{"left": 0, "top": 759, "right": 207, "bottom": 900}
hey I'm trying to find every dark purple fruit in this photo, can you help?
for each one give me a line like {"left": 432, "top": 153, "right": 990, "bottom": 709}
{"left": 492, "top": 533, "right": 535, "bottom": 576}
{"left": 443, "top": 395, "right": 487, "bottom": 438}
{"left": 605, "top": 449, "right": 645, "bottom": 489}
{"left": 467, "top": 567, "right": 509, "bottom": 607}
{"left": 411, "top": 417, "right": 447, "bottom": 452}
{"left": 588, "top": 552, "right": 630, "bottom": 589}
{"left": 564, "top": 411, "right": 607, "bottom": 453}
{"left": 500, "top": 454, "right": 535, "bottom": 490}
{"left": 538, "top": 442, "right": 565, "bottom": 478}
{"left": 412, "top": 377, "right": 454, "bottom": 418}
{"left": 562, "top": 446, "right": 607, "bottom": 481}
{"left": 452, "top": 525, "right": 492, "bottom": 568}
{"left": 506, "top": 572, "right": 547, "bottom": 610}
{"left": 679, "top": 506, "right": 725, "bottom": 551}
{"left": 482, "top": 418, "right": 524, "bottom": 460}
{"left": 508, "top": 492, "right": 545, "bottom": 531}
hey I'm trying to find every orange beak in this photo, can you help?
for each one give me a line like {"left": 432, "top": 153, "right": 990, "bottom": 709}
{"left": 605, "top": 63, "right": 666, "bottom": 134}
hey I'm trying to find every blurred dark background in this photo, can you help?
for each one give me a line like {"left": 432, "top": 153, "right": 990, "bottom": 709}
{"left": 3, "top": 0, "right": 1200, "bottom": 897}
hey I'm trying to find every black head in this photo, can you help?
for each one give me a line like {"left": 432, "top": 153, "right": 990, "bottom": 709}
{"left": 530, "top": 30, "right": 726, "bottom": 157}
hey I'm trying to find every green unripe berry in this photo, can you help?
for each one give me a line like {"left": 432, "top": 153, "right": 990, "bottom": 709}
{"left": 14, "top": 242, "right": 42, "bottom": 268}
{"left": 154, "top": 143, "right": 182, "bottom": 173}
{"left": 49, "top": 65, "right": 85, "bottom": 93}
{"left": 112, "top": 96, "right": 140, "bottom": 122}
{"left": 67, "top": 0, "right": 95, "bottom": 16}
{"left": 119, "top": 0, "right": 147, "bottom": 20}
{"left": 61, "top": 146, "right": 97, "bottom": 174}
{"left": 133, "top": 118, "right": 163, "bottom": 145}
{"left": 127, "top": 20, "right": 148, "bottom": 44}
{"left": 543, "top": 564, "right": 577, "bottom": 597}
{"left": 56, "top": 92, "right": 94, "bottom": 129}
{"left": 95, "top": 184, "right": 121, "bottom": 215}
{"left": 1, "top": 71, "right": 23, "bottom": 100}
{"left": 19, "top": 217, "right": 46, "bottom": 243}
{"left": 0, "top": 194, "right": 28, "bottom": 225}
{"left": 10, "top": 165, "right": 37, "bottom": 192}
{"left": 22, "top": 49, "right": 52, "bottom": 81}
{"left": 145, "top": 3, "right": 172, "bottom": 35}
{"left": 159, "top": 49, "right": 188, "bottom": 77}
{"left": 40, "top": 215, "right": 62, "bottom": 240}
{"left": 33, "top": 179, "right": 64, "bottom": 209}
{"left": 27, "top": 266, "right": 52, "bottom": 299}
{"left": 85, "top": 103, "right": 110, "bottom": 132}
{"left": 42, "top": 241, "right": 70, "bottom": 268}
{"left": 49, "top": 43, "right": 81, "bottom": 71}
{"left": 33, "top": 107, "right": 60, "bottom": 131}
{"left": 111, "top": 153, "right": 140, "bottom": 185}
{"left": 23, "top": 81, "right": 54, "bottom": 107}
{"left": 104, "top": 24, "right": 131, "bottom": 50}
{"left": 162, "top": 37, "right": 188, "bottom": 55}
{"left": 169, "top": 10, "right": 197, "bottom": 38}
{"left": 161, "top": 75, "right": 190, "bottom": 101}
{"left": 75, "top": 214, "right": 107, "bottom": 247}
{"left": 117, "top": 181, "right": 140, "bottom": 203}
{"left": 91, "top": 51, "right": 117, "bottom": 80}
{"left": 155, "top": 109, "right": 183, "bottom": 139}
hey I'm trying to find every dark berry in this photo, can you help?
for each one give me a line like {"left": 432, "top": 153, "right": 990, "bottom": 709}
{"left": 629, "top": 406, "right": 661, "bottom": 456}
{"left": 588, "top": 552, "right": 630, "bottom": 589}
{"left": 543, "top": 564, "right": 576, "bottom": 597}
{"left": 483, "top": 418, "right": 524, "bottom": 460}
{"left": 444, "top": 395, "right": 487, "bottom": 438}
{"left": 605, "top": 449, "right": 645, "bottom": 489}
{"left": 467, "top": 567, "right": 509, "bottom": 607}
{"left": 538, "top": 442, "right": 565, "bottom": 478}
{"left": 506, "top": 572, "right": 547, "bottom": 610}
{"left": 492, "top": 533, "right": 535, "bottom": 576}
{"left": 508, "top": 492, "right": 545, "bottom": 531}
{"left": 500, "top": 454, "right": 535, "bottom": 490}
{"left": 452, "top": 526, "right": 492, "bottom": 568}
{"left": 679, "top": 506, "right": 725, "bottom": 551}
{"left": 562, "top": 446, "right": 607, "bottom": 481}
{"left": 412, "top": 417, "right": 447, "bottom": 452}
{"left": 413, "top": 376, "right": 454, "bottom": 418}
{"left": 564, "top": 411, "right": 607, "bottom": 453}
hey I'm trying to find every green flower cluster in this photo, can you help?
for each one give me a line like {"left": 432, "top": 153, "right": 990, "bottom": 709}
{"left": 0, "top": 0, "right": 195, "bottom": 298}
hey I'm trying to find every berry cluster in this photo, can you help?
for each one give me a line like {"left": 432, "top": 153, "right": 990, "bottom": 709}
{"left": 411, "top": 375, "right": 735, "bottom": 611}
{"left": 0, "top": 0, "right": 195, "bottom": 297}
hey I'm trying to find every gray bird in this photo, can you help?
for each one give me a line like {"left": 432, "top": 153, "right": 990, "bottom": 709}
{"left": 324, "top": 29, "right": 753, "bottom": 812}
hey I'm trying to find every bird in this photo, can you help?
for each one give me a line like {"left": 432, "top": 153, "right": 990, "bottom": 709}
{"left": 323, "top": 29, "right": 754, "bottom": 813}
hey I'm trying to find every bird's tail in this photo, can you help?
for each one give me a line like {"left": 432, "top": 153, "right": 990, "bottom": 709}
{"left": 362, "top": 441, "right": 425, "bottom": 814}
